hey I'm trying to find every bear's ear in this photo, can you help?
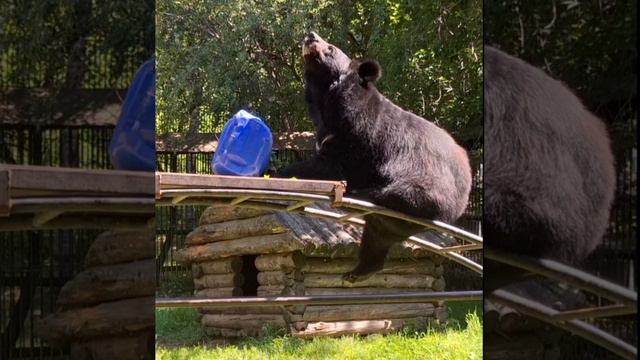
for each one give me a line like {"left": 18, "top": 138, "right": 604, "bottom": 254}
{"left": 358, "top": 60, "right": 382, "bottom": 83}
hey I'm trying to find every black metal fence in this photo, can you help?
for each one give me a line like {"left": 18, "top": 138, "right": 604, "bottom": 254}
{"left": 0, "top": 125, "right": 115, "bottom": 358}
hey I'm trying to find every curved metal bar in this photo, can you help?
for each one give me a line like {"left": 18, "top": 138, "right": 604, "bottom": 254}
{"left": 491, "top": 289, "right": 636, "bottom": 360}
{"left": 486, "top": 249, "right": 637, "bottom": 309}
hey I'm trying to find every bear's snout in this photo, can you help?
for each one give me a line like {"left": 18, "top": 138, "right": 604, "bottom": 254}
{"left": 303, "top": 32, "right": 328, "bottom": 59}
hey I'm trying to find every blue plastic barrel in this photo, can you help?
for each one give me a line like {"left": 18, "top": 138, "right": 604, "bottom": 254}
{"left": 109, "top": 57, "right": 156, "bottom": 171}
{"left": 212, "top": 110, "right": 273, "bottom": 176}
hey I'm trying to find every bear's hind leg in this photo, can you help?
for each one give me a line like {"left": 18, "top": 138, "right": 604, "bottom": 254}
{"left": 343, "top": 215, "right": 412, "bottom": 283}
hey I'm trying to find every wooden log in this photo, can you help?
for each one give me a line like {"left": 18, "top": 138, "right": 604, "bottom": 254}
{"left": 69, "top": 330, "right": 153, "bottom": 360}
{"left": 304, "top": 273, "right": 435, "bottom": 289}
{"left": 255, "top": 252, "right": 306, "bottom": 271}
{"left": 433, "top": 265, "right": 444, "bottom": 277}
{"left": 499, "top": 306, "right": 524, "bottom": 332}
{"left": 193, "top": 273, "right": 244, "bottom": 290}
{"left": 35, "top": 297, "right": 154, "bottom": 347}
{"left": 303, "top": 303, "right": 435, "bottom": 322}
{"left": 195, "top": 287, "right": 243, "bottom": 297}
{"left": 201, "top": 314, "right": 285, "bottom": 329}
{"left": 302, "top": 258, "right": 436, "bottom": 275}
{"left": 199, "top": 205, "right": 272, "bottom": 225}
{"left": 434, "top": 305, "right": 448, "bottom": 323}
{"left": 57, "top": 259, "right": 155, "bottom": 305}
{"left": 84, "top": 229, "right": 154, "bottom": 267}
{"left": 484, "top": 300, "right": 500, "bottom": 333}
{"left": 175, "top": 232, "right": 303, "bottom": 263}
{"left": 293, "top": 318, "right": 426, "bottom": 338}
{"left": 199, "top": 305, "right": 283, "bottom": 315}
{"left": 192, "top": 258, "right": 243, "bottom": 277}
{"left": 305, "top": 287, "right": 431, "bottom": 295}
{"left": 257, "top": 270, "right": 303, "bottom": 286}
{"left": 432, "top": 277, "right": 446, "bottom": 292}
{"left": 204, "top": 327, "right": 262, "bottom": 338}
{"left": 186, "top": 214, "right": 288, "bottom": 245}
{"left": 257, "top": 282, "right": 305, "bottom": 296}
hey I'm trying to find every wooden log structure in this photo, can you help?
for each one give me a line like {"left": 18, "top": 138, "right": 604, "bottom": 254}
{"left": 192, "top": 257, "right": 243, "bottom": 277}
{"left": 304, "top": 273, "right": 438, "bottom": 289}
{"left": 193, "top": 273, "right": 245, "bottom": 290}
{"left": 186, "top": 214, "right": 288, "bottom": 245}
{"left": 35, "top": 296, "right": 154, "bottom": 347}
{"left": 201, "top": 313, "right": 286, "bottom": 329}
{"left": 195, "top": 287, "right": 243, "bottom": 297}
{"left": 255, "top": 252, "right": 306, "bottom": 271}
{"left": 302, "top": 258, "right": 437, "bottom": 275}
{"left": 257, "top": 270, "right": 303, "bottom": 286}
{"left": 84, "top": 229, "right": 154, "bottom": 267}
{"left": 57, "top": 259, "right": 155, "bottom": 305}
{"left": 199, "top": 205, "right": 271, "bottom": 225}
{"left": 175, "top": 232, "right": 302, "bottom": 263}
{"left": 180, "top": 202, "right": 458, "bottom": 339}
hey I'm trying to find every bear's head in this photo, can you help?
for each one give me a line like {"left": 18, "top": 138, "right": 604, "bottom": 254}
{"left": 321, "top": 59, "right": 383, "bottom": 131}
{"left": 330, "top": 59, "right": 382, "bottom": 98}
{"left": 302, "top": 32, "right": 351, "bottom": 133}
{"left": 302, "top": 32, "right": 351, "bottom": 84}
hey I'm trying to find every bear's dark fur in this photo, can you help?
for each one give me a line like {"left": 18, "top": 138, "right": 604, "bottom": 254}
{"left": 279, "top": 33, "right": 472, "bottom": 282}
{"left": 484, "top": 46, "right": 616, "bottom": 291}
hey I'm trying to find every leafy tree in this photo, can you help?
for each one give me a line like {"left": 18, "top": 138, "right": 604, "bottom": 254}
{"left": 157, "top": 0, "right": 482, "bottom": 152}
{"left": 485, "top": 0, "right": 636, "bottom": 155}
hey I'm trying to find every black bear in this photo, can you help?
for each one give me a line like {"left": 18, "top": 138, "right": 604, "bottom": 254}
{"left": 279, "top": 32, "right": 472, "bottom": 282}
{"left": 484, "top": 46, "right": 616, "bottom": 291}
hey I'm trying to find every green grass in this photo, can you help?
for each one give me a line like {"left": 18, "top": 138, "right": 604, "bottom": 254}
{"left": 156, "top": 303, "right": 482, "bottom": 360}
{"left": 156, "top": 308, "right": 208, "bottom": 346}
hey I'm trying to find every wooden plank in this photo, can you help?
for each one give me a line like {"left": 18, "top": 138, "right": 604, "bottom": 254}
{"left": 158, "top": 172, "right": 346, "bottom": 195}
{"left": 5, "top": 165, "right": 154, "bottom": 196}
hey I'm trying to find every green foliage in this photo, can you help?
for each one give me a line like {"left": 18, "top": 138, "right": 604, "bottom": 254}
{"left": 485, "top": 0, "right": 636, "bottom": 153}
{"left": 0, "top": 1, "right": 154, "bottom": 90}
{"left": 157, "top": 0, "right": 482, "bottom": 149}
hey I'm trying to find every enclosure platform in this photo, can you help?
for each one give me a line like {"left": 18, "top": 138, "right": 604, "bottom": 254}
{"left": 155, "top": 172, "right": 483, "bottom": 274}
{"left": 0, "top": 165, "right": 155, "bottom": 230}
